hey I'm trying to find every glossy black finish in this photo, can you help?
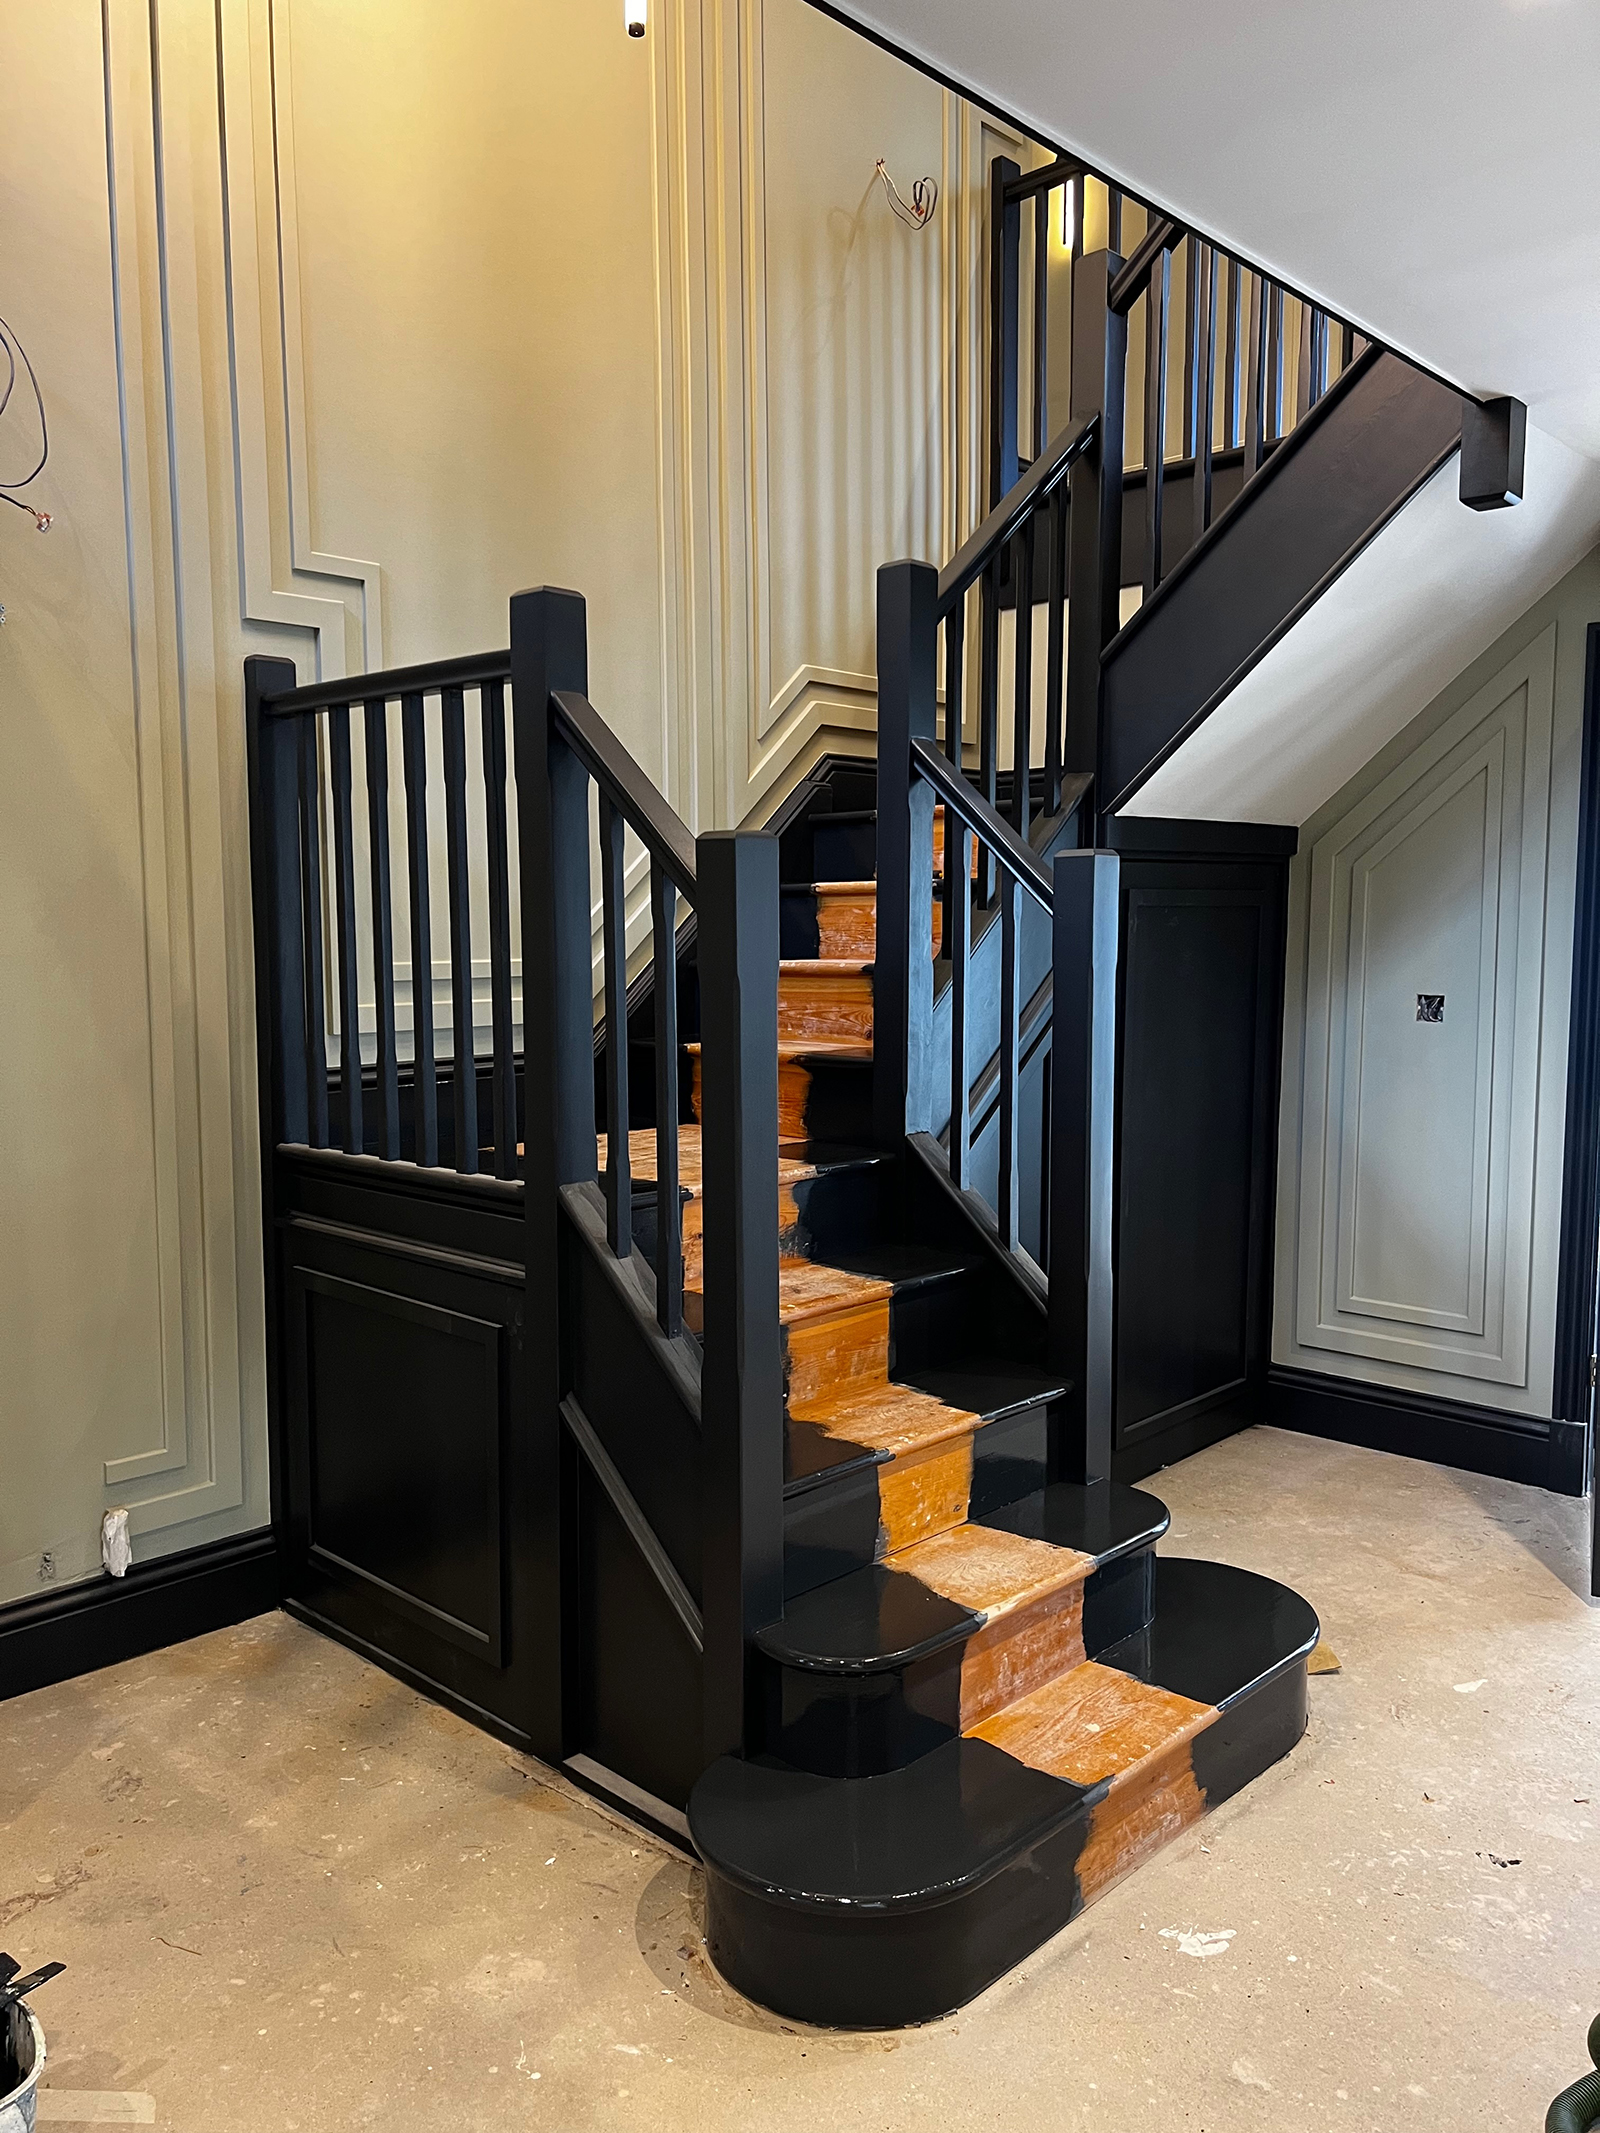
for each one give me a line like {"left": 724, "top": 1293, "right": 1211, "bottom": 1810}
{"left": 691, "top": 1553, "right": 1317, "bottom": 2028}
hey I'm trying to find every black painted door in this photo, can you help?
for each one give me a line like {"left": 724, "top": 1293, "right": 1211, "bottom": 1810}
{"left": 1110, "top": 855, "right": 1287, "bottom": 1484}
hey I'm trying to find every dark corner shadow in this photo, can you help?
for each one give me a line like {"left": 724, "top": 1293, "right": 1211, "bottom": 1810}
{"left": 1444, "top": 1465, "right": 1597, "bottom": 1605}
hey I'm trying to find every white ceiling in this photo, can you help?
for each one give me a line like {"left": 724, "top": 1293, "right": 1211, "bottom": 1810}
{"left": 830, "top": 0, "right": 1600, "bottom": 456}
{"left": 824, "top": 0, "right": 1600, "bottom": 822}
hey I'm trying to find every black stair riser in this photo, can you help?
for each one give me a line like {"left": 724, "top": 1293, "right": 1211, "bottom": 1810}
{"left": 811, "top": 814, "right": 878, "bottom": 881}
{"left": 780, "top": 887, "right": 824, "bottom": 960}
{"left": 698, "top": 1657, "right": 1309, "bottom": 2028}
{"left": 763, "top": 1546, "right": 1154, "bottom": 1780}
{"left": 782, "top": 1403, "right": 1050, "bottom": 1601}
{"left": 786, "top": 1166, "right": 893, "bottom": 1258}
{"left": 787, "top": 1051, "right": 873, "bottom": 1145}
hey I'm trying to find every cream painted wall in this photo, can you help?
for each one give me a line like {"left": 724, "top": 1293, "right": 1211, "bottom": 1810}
{"left": 1274, "top": 548, "right": 1600, "bottom": 1418}
{"left": 0, "top": 0, "right": 1007, "bottom": 1601}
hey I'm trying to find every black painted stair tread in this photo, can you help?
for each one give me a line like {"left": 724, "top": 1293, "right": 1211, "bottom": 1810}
{"left": 896, "top": 1360, "right": 1070, "bottom": 1426}
{"left": 978, "top": 1478, "right": 1170, "bottom": 1564}
{"left": 691, "top": 1555, "right": 1320, "bottom": 2025}
{"left": 762, "top": 1483, "right": 1165, "bottom": 1674}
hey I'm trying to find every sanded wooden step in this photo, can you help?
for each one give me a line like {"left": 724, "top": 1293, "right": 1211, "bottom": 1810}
{"left": 778, "top": 959, "right": 874, "bottom": 1046}
{"left": 786, "top": 880, "right": 944, "bottom": 959}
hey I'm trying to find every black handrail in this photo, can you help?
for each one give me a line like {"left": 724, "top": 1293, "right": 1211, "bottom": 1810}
{"left": 910, "top": 736, "right": 1056, "bottom": 907}
{"left": 551, "top": 688, "right": 698, "bottom": 890}
{"left": 261, "top": 648, "right": 511, "bottom": 717}
{"left": 936, "top": 415, "right": 1098, "bottom": 619}
{"left": 1108, "top": 217, "right": 1182, "bottom": 316}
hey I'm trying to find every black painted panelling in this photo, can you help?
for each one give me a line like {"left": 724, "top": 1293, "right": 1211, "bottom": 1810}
{"left": 1112, "top": 855, "right": 1286, "bottom": 1475}
{"left": 575, "top": 1462, "right": 703, "bottom": 1812}
{"left": 299, "top": 1270, "right": 505, "bottom": 1662}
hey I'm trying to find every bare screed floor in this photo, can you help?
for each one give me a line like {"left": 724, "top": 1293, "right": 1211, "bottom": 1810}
{"left": 3, "top": 1425, "right": 1595, "bottom": 2133}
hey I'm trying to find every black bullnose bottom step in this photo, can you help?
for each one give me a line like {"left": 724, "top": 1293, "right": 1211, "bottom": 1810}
{"left": 689, "top": 1555, "right": 1319, "bottom": 2029}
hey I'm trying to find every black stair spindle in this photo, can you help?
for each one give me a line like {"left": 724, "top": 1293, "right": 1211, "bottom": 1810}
{"left": 600, "top": 792, "right": 631, "bottom": 1256}
{"left": 1011, "top": 520, "right": 1034, "bottom": 839}
{"left": 1223, "top": 255, "right": 1243, "bottom": 450}
{"left": 441, "top": 684, "right": 478, "bottom": 1174}
{"left": 1296, "top": 295, "right": 1313, "bottom": 424}
{"left": 1267, "top": 281, "right": 1286, "bottom": 442}
{"left": 1043, "top": 482, "right": 1067, "bottom": 815}
{"left": 296, "top": 715, "right": 329, "bottom": 1148}
{"left": 1144, "top": 246, "right": 1170, "bottom": 599}
{"left": 997, "top": 871, "right": 1020, "bottom": 1250}
{"left": 990, "top": 156, "right": 1022, "bottom": 507}
{"left": 978, "top": 555, "right": 1000, "bottom": 903}
{"left": 327, "top": 704, "right": 363, "bottom": 1156}
{"left": 1243, "top": 270, "right": 1267, "bottom": 477}
{"left": 363, "top": 698, "right": 400, "bottom": 1160}
{"left": 1033, "top": 184, "right": 1049, "bottom": 462}
{"left": 1106, "top": 183, "right": 1122, "bottom": 252}
{"left": 1191, "top": 239, "right": 1215, "bottom": 543}
{"left": 942, "top": 602, "right": 965, "bottom": 959}
{"left": 400, "top": 691, "right": 438, "bottom": 1167}
{"left": 650, "top": 859, "right": 682, "bottom": 1336}
{"left": 948, "top": 823, "right": 972, "bottom": 1191}
{"left": 481, "top": 679, "right": 517, "bottom": 1180}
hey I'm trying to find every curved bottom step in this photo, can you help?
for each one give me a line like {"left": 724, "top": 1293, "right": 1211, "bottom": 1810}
{"left": 690, "top": 1556, "right": 1318, "bottom": 2028}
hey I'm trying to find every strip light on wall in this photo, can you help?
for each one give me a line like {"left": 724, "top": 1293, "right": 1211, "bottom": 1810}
{"left": 625, "top": 0, "right": 646, "bottom": 35}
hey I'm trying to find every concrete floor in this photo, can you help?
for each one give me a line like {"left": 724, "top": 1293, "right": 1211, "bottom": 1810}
{"left": 3, "top": 1425, "right": 1596, "bottom": 2132}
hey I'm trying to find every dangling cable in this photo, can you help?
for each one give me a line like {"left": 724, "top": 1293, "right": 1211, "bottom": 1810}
{"left": 0, "top": 311, "right": 52, "bottom": 530}
{"left": 875, "top": 159, "right": 938, "bottom": 231}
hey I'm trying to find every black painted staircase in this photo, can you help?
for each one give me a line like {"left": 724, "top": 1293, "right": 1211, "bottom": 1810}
{"left": 659, "top": 785, "right": 1320, "bottom": 2026}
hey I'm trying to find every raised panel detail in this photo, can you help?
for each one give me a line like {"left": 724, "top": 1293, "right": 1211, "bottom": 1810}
{"left": 297, "top": 1269, "right": 505, "bottom": 1663}
{"left": 1296, "top": 629, "right": 1555, "bottom": 1384}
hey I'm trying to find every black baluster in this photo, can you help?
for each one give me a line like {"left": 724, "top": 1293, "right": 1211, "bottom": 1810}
{"left": 948, "top": 824, "right": 972, "bottom": 1190}
{"left": 245, "top": 664, "right": 309, "bottom": 1151}
{"left": 481, "top": 680, "right": 517, "bottom": 1180}
{"left": 990, "top": 156, "right": 1022, "bottom": 507}
{"left": 1011, "top": 521, "right": 1034, "bottom": 839}
{"left": 600, "top": 793, "right": 631, "bottom": 1253}
{"left": 327, "top": 705, "right": 363, "bottom": 1155}
{"left": 1066, "top": 248, "right": 1127, "bottom": 787}
{"left": 363, "top": 699, "right": 400, "bottom": 1161}
{"left": 651, "top": 859, "right": 681, "bottom": 1336}
{"left": 997, "top": 871, "right": 1020, "bottom": 1250}
{"left": 1268, "top": 282, "right": 1286, "bottom": 441}
{"left": 297, "top": 715, "right": 329, "bottom": 1147}
{"left": 1144, "top": 246, "right": 1169, "bottom": 598}
{"left": 1044, "top": 482, "right": 1067, "bottom": 815}
{"left": 1107, "top": 184, "right": 1122, "bottom": 252}
{"left": 1033, "top": 185, "right": 1049, "bottom": 461}
{"left": 1296, "top": 296, "right": 1313, "bottom": 425}
{"left": 1243, "top": 271, "right": 1266, "bottom": 478}
{"left": 942, "top": 602, "right": 965, "bottom": 958}
{"left": 1223, "top": 256, "right": 1243, "bottom": 450}
{"left": 1191, "top": 240, "right": 1215, "bottom": 544}
{"left": 979, "top": 555, "right": 1000, "bottom": 903}
{"left": 441, "top": 685, "right": 478, "bottom": 1174}
{"left": 401, "top": 692, "right": 438, "bottom": 1166}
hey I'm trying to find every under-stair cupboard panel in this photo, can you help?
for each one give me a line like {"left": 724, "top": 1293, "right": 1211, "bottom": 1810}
{"left": 1292, "top": 627, "right": 1556, "bottom": 1386}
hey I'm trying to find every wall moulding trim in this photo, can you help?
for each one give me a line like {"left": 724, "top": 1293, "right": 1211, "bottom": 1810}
{"left": 98, "top": 0, "right": 255, "bottom": 1543}
{"left": 1292, "top": 625, "right": 1557, "bottom": 1389}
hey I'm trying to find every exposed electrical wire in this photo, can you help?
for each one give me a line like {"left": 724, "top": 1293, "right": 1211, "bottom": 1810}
{"left": 875, "top": 159, "right": 938, "bottom": 231}
{"left": 0, "top": 311, "right": 52, "bottom": 531}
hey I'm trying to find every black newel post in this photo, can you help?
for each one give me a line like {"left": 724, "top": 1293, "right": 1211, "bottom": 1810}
{"left": 245, "top": 653, "right": 307, "bottom": 1550}
{"left": 873, "top": 558, "right": 940, "bottom": 1150}
{"left": 510, "top": 585, "right": 591, "bottom": 1762}
{"left": 1047, "top": 848, "right": 1120, "bottom": 1486}
{"left": 696, "top": 830, "right": 785, "bottom": 1765}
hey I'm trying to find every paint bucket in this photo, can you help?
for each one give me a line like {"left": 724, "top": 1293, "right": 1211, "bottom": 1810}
{"left": 0, "top": 2000, "right": 44, "bottom": 2133}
